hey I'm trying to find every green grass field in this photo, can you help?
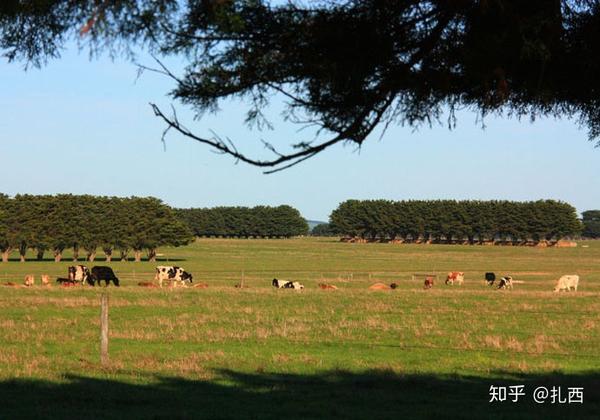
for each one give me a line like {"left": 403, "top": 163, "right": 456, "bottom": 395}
{"left": 1, "top": 238, "right": 599, "bottom": 418}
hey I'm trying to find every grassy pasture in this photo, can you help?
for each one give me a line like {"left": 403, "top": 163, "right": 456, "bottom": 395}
{"left": 0, "top": 238, "right": 599, "bottom": 418}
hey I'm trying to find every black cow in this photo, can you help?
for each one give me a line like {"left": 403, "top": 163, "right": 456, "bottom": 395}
{"left": 91, "top": 266, "right": 120, "bottom": 287}
{"left": 485, "top": 272, "right": 496, "bottom": 286}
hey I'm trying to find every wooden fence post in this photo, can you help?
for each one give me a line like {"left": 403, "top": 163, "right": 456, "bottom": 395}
{"left": 100, "top": 293, "right": 109, "bottom": 366}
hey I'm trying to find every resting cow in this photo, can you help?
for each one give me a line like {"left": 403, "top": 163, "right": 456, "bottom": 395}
{"left": 445, "top": 272, "right": 464, "bottom": 285}
{"left": 272, "top": 278, "right": 304, "bottom": 289}
{"left": 56, "top": 277, "right": 78, "bottom": 286}
{"left": 554, "top": 275, "right": 579, "bottom": 292}
{"left": 91, "top": 266, "right": 120, "bottom": 287}
{"left": 155, "top": 266, "right": 193, "bottom": 288}
{"left": 68, "top": 265, "right": 93, "bottom": 285}
{"left": 41, "top": 274, "right": 50, "bottom": 286}
{"left": 24, "top": 275, "right": 34, "bottom": 287}
{"left": 497, "top": 276, "right": 513, "bottom": 290}
{"left": 485, "top": 272, "right": 496, "bottom": 286}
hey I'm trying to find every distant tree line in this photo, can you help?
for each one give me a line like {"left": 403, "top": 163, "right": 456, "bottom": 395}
{"left": 175, "top": 206, "right": 309, "bottom": 238}
{"left": 311, "top": 223, "right": 334, "bottom": 237}
{"left": 0, "top": 194, "right": 193, "bottom": 262}
{"left": 582, "top": 210, "right": 600, "bottom": 239}
{"left": 329, "top": 200, "right": 582, "bottom": 244}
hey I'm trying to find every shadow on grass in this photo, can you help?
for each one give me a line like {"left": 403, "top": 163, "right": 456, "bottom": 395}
{"left": 0, "top": 369, "right": 598, "bottom": 419}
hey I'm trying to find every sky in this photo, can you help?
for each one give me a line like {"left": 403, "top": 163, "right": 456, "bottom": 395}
{"left": 1, "top": 47, "right": 599, "bottom": 221}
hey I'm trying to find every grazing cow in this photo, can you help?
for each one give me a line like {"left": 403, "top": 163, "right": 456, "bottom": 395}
{"left": 272, "top": 278, "right": 304, "bottom": 289}
{"left": 41, "top": 274, "right": 50, "bottom": 286}
{"left": 91, "top": 266, "right": 120, "bottom": 287}
{"left": 497, "top": 276, "right": 513, "bottom": 290}
{"left": 24, "top": 275, "right": 34, "bottom": 287}
{"left": 423, "top": 276, "right": 434, "bottom": 289}
{"left": 155, "top": 266, "right": 193, "bottom": 288}
{"left": 318, "top": 283, "right": 338, "bottom": 290}
{"left": 485, "top": 272, "right": 496, "bottom": 286}
{"left": 553, "top": 275, "right": 579, "bottom": 292}
{"left": 445, "top": 272, "right": 464, "bottom": 285}
{"left": 68, "top": 265, "right": 92, "bottom": 285}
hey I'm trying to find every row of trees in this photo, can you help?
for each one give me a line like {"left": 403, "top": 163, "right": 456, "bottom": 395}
{"left": 329, "top": 200, "right": 582, "bottom": 244}
{"left": 0, "top": 194, "right": 193, "bottom": 262}
{"left": 175, "top": 206, "right": 309, "bottom": 238}
{"left": 582, "top": 210, "right": 600, "bottom": 239}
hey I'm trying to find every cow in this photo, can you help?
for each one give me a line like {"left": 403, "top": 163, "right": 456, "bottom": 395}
{"left": 497, "top": 276, "right": 513, "bottom": 290}
{"left": 91, "top": 266, "right": 120, "bottom": 287}
{"left": 24, "top": 275, "right": 34, "bottom": 287}
{"left": 445, "top": 272, "right": 464, "bottom": 285}
{"left": 272, "top": 278, "right": 304, "bottom": 289}
{"left": 155, "top": 266, "right": 193, "bottom": 288}
{"left": 553, "top": 275, "right": 579, "bottom": 292}
{"left": 68, "top": 265, "right": 92, "bottom": 285}
{"left": 369, "top": 283, "right": 390, "bottom": 290}
{"left": 390, "top": 283, "right": 399, "bottom": 289}
{"left": 56, "top": 277, "right": 78, "bottom": 286}
{"left": 423, "top": 276, "right": 434, "bottom": 289}
{"left": 485, "top": 272, "right": 496, "bottom": 286}
{"left": 41, "top": 274, "right": 50, "bottom": 286}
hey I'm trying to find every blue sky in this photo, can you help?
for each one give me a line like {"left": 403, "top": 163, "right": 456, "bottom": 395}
{"left": 1, "top": 47, "right": 598, "bottom": 221}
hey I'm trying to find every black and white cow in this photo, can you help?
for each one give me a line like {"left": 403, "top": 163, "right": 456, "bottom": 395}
{"left": 272, "top": 278, "right": 304, "bottom": 290}
{"left": 91, "top": 266, "right": 120, "bottom": 287}
{"left": 155, "top": 266, "right": 193, "bottom": 288}
{"left": 485, "top": 272, "right": 496, "bottom": 286}
{"left": 68, "top": 265, "right": 93, "bottom": 285}
{"left": 497, "top": 275, "right": 513, "bottom": 290}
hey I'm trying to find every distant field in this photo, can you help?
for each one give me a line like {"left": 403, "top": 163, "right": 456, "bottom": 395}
{"left": 1, "top": 238, "right": 599, "bottom": 418}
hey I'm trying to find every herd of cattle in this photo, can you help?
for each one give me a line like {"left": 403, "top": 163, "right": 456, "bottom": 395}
{"left": 15, "top": 265, "right": 195, "bottom": 288}
{"left": 10, "top": 267, "right": 581, "bottom": 292}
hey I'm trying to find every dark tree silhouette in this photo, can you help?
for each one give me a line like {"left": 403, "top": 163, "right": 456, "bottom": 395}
{"left": 2, "top": 1, "right": 600, "bottom": 172}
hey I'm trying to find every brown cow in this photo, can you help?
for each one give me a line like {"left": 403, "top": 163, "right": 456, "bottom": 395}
{"left": 41, "top": 274, "right": 51, "bottom": 286}
{"left": 445, "top": 272, "right": 464, "bottom": 285}
{"left": 138, "top": 281, "right": 158, "bottom": 288}
{"left": 369, "top": 282, "right": 390, "bottom": 290}
{"left": 423, "top": 276, "right": 434, "bottom": 289}
{"left": 24, "top": 275, "right": 34, "bottom": 287}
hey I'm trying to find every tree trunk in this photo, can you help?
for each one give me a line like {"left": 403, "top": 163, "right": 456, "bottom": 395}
{"left": 73, "top": 246, "right": 79, "bottom": 262}
{"left": 103, "top": 247, "right": 113, "bottom": 262}
{"left": 19, "top": 244, "right": 27, "bottom": 262}
{"left": 120, "top": 249, "right": 129, "bottom": 262}
{"left": 134, "top": 249, "right": 142, "bottom": 262}
{"left": 1, "top": 250, "right": 9, "bottom": 263}
{"left": 87, "top": 251, "right": 96, "bottom": 262}
{"left": 36, "top": 249, "right": 45, "bottom": 260}
{"left": 54, "top": 249, "right": 63, "bottom": 262}
{"left": 147, "top": 248, "right": 157, "bottom": 262}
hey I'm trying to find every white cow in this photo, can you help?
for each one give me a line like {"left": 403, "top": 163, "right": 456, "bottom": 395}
{"left": 155, "top": 266, "right": 193, "bottom": 288}
{"left": 272, "top": 278, "right": 304, "bottom": 289}
{"left": 553, "top": 275, "right": 579, "bottom": 292}
{"left": 497, "top": 276, "right": 513, "bottom": 290}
